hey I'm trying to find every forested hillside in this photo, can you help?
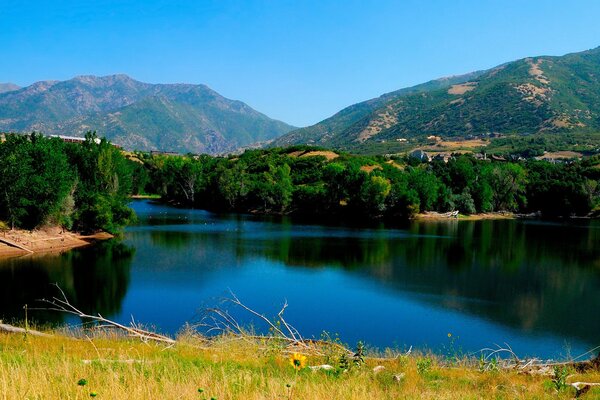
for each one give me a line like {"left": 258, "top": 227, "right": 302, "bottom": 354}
{"left": 274, "top": 47, "right": 600, "bottom": 153}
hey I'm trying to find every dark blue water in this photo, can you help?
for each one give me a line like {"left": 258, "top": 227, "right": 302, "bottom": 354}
{"left": 2, "top": 199, "right": 599, "bottom": 359}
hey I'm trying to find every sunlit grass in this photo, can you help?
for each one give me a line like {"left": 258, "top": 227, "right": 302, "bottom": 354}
{"left": 0, "top": 331, "right": 598, "bottom": 399}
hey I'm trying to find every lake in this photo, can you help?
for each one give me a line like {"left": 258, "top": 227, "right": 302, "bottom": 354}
{"left": 1, "top": 199, "right": 599, "bottom": 359}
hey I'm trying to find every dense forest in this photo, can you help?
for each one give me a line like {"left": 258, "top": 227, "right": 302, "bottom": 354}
{"left": 0, "top": 133, "right": 136, "bottom": 233}
{"left": 138, "top": 146, "right": 600, "bottom": 221}
{"left": 1, "top": 134, "right": 599, "bottom": 233}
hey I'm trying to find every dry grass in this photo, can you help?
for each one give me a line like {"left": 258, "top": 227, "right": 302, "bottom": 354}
{"left": 1, "top": 331, "right": 599, "bottom": 399}
{"left": 418, "top": 138, "right": 489, "bottom": 152}
{"left": 357, "top": 106, "right": 398, "bottom": 142}
{"left": 385, "top": 160, "right": 404, "bottom": 170}
{"left": 527, "top": 59, "right": 550, "bottom": 85}
{"left": 536, "top": 151, "right": 584, "bottom": 160}
{"left": 299, "top": 151, "right": 339, "bottom": 161}
{"left": 359, "top": 164, "right": 382, "bottom": 173}
{"left": 447, "top": 82, "right": 477, "bottom": 95}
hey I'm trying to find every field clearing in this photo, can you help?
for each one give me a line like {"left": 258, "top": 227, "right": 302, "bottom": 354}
{"left": 359, "top": 164, "right": 383, "bottom": 173}
{"left": 536, "top": 151, "right": 584, "bottom": 160}
{"left": 418, "top": 138, "right": 489, "bottom": 152}
{"left": 299, "top": 150, "right": 339, "bottom": 160}
{"left": 1, "top": 330, "right": 598, "bottom": 399}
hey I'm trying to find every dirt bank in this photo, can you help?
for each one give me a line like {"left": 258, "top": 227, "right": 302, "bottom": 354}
{"left": 415, "top": 211, "right": 515, "bottom": 221}
{"left": 0, "top": 226, "right": 112, "bottom": 259}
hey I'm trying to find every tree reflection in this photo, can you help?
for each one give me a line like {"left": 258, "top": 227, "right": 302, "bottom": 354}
{"left": 250, "top": 219, "right": 600, "bottom": 345}
{"left": 0, "top": 240, "right": 133, "bottom": 325}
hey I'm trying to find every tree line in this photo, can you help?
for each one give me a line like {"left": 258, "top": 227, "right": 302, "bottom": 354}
{"left": 139, "top": 146, "right": 600, "bottom": 220}
{"left": 2, "top": 135, "right": 598, "bottom": 233}
{"left": 0, "top": 133, "right": 136, "bottom": 232}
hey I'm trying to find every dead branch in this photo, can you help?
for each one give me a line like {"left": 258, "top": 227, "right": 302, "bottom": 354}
{"left": 0, "top": 323, "right": 53, "bottom": 337}
{"left": 571, "top": 382, "right": 600, "bottom": 398}
{"left": 477, "top": 342, "right": 600, "bottom": 376}
{"left": 35, "top": 283, "right": 175, "bottom": 345}
{"left": 195, "top": 292, "right": 352, "bottom": 356}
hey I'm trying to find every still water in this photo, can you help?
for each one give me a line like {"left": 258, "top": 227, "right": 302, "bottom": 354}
{"left": 1, "top": 200, "right": 599, "bottom": 359}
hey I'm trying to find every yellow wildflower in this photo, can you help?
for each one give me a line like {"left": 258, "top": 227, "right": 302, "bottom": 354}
{"left": 289, "top": 353, "right": 307, "bottom": 370}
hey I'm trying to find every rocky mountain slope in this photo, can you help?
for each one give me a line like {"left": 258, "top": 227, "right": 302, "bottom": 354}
{"left": 0, "top": 83, "right": 20, "bottom": 94}
{"left": 274, "top": 46, "right": 600, "bottom": 152}
{"left": 0, "top": 75, "right": 294, "bottom": 154}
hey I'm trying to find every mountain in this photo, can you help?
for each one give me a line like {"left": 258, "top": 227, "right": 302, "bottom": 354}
{"left": 0, "top": 75, "right": 294, "bottom": 154}
{"left": 0, "top": 83, "right": 20, "bottom": 94}
{"left": 274, "top": 46, "right": 600, "bottom": 152}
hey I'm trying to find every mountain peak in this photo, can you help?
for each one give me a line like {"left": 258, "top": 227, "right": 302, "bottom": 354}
{"left": 0, "top": 74, "right": 295, "bottom": 154}
{"left": 0, "top": 83, "right": 21, "bottom": 94}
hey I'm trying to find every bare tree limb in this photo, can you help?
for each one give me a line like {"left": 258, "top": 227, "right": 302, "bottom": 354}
{"left": 34, "top": 283, "right": 175, "bottom": 344}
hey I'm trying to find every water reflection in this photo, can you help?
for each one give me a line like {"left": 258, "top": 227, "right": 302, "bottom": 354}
{"left": 130, "top": 201, "right": 600, "bottom": 354}
{"left": 0, "top": 241, "right": 134, "bottom": 325}
{"left": 254, "top": 220, "right": 600, "bottom": 344}
{"left": 1, "top": 200, "right": 599, "bottom": 358}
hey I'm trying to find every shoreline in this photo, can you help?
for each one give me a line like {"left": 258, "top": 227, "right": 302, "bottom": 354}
{"left": 0, "top": 227, "right": 113, "bottom": 259}
{"left": 415, "top": 211, "right": 516, "bottom": 221}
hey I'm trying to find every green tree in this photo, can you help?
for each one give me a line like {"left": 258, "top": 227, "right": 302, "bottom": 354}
{"left": 359, "top": 175, "right": 392, "bottom": 216}
{"left": 483, "top": 163, "right": 527, "bottom": 212}
{"left": 218, "top": 161, "right": 250, "bottom": 209}
{"left": 407, "top": 167, "right": 440, "bottom": 211}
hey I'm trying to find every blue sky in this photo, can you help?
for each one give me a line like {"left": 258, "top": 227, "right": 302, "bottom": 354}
{"left": 2, "top": 0, "right": 600, "bottom": 127}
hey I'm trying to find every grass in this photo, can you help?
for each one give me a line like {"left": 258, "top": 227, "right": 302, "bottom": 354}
{"left": 1, "top": 330, "right": 599, "bottom": 399}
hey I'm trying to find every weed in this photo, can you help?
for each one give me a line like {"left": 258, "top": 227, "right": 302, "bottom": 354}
{"left": 417, "top": 357, "right": 433, "bottom": 375}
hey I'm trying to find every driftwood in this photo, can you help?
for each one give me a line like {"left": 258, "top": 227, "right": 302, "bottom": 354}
{"left": 196, "top": 292, "right": 417, "bottom": 362}
{"left": 0, "top": 237, "right": 33, "bottom": 253}
{"left": 477, "top": 343, "right": 600, "bottom": 375}
{"left": 571, "top": 382, "right": 600, "bottom": 398}
{"left": 0, "top": 323, "right": 52, "bottom": 337}
{"left": 196, "top": 291, "right": 332, "bottom": 355}
{"left": 81, "top": 359, "right": 152, "bottom": 364}
{"left": 35, "top": 284, "right": 176, "bottom": 345}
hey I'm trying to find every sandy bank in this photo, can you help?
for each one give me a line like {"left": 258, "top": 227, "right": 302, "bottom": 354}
{"left": 0, "top": 227, "right": 112, "bottom": 259}
{"left": 415, "top": 211, "right": 515, "bottom": 221}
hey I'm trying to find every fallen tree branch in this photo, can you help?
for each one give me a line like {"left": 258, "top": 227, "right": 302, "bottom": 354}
{"left": 571, "top": 382, "right": 600, "bottom": 398}
{"left": 0, "top": 323, "right": 53, "bottom": 337}
{"left": 195, "top": 291, "right": 352, "bottom": 356}
{"left": 34, "top": 283, "right": 175, "bottom": 344}
{"left": 476, "top": 343, "right": 600, "bottom": 375}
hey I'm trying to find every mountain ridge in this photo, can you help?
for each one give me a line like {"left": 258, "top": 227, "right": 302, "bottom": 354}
{"left": 0, "top": 83, "right": 21, "bottom": 94}
{"left": 0, "top": 74, "right": 295, "bottom": 154}
{"left": 273, "top": 46, "right": 600, "bottom": 152}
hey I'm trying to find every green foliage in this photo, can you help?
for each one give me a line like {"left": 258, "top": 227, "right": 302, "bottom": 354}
{"left": 482, "top": 163, "right": 528, "bottom": 212}
{"left": 551, "top": 365, "right": 570, "bottom": 392}
{"left": 416, "top": 357, "right": 433, "bottom": 375}
{"left": 0, "top": 133, "right": 135, "bottom": 232}
{"left": 454, "top": 190, "right": 477, "bottom": 215}
{"left": 407, "top": 167, "right": 440, "bottom": 211}
{"left": 0, "top": 134, "right": 74, "bottom": 229}
{"left": 139, "top": 146, "right": 600, "bottom": 220}
{"left": 359, "top": 175, "right": 391, "bottom": 216}
{"left": 353, "top": 342, "right": 365, "bottom": 368}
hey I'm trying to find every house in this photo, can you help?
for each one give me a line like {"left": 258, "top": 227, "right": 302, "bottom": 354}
{"left": 409, "top": 149, "right": 430, "bottom": 162}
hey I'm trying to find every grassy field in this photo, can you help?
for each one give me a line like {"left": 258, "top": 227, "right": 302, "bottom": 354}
{"left": 1, "top": 330, "right": 599, "bottom": 399}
